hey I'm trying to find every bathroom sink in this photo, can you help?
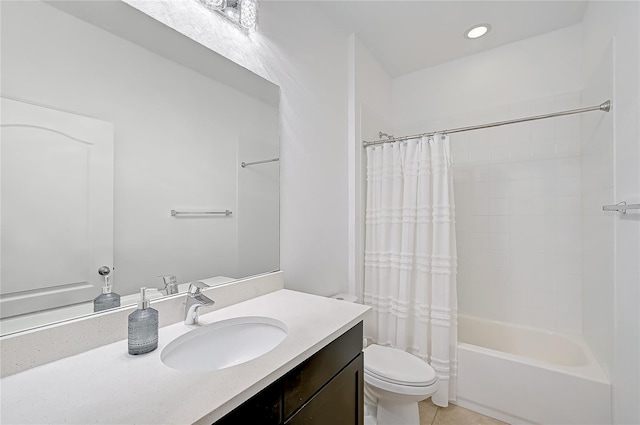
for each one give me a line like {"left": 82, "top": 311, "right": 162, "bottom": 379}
{"left": 161, "top": 316, "right": 287, "bottom": 372}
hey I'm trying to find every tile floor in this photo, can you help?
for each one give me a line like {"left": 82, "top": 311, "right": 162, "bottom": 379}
{"left": 419, "top": 400, "right": 508, "bottom": 425}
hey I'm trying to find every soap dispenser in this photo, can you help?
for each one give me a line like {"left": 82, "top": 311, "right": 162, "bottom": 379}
{"left": 93, "top": 266, "right": 121, "bottom": 312}
{"left": 128, "top": 287, "right": 159, "bottom": 355}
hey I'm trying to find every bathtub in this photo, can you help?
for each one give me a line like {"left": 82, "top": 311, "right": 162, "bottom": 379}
{"left": 456, "top": 315, "right": 611, "bottom": 425}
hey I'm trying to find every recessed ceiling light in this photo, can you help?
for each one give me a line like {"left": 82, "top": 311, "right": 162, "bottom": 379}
{"left": 465, "top": 24, "right": 491, "bottom": 39}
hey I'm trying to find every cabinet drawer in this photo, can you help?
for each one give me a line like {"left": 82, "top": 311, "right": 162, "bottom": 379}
{"left": 283, "top": 322, "right": 363, "bottom": 419}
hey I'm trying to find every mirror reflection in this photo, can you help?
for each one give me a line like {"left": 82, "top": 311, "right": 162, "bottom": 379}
{"left": 0, "top": 0, "right": 280, "bottom": 335}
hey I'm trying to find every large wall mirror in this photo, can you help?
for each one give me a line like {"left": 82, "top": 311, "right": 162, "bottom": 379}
{"left": 0, "top": 1, "right": 280, "bottom": 335}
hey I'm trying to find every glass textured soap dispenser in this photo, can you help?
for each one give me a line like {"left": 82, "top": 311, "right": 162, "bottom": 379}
{"left": 128, "top": 287, "right": 159, "bottom": 355}
{"left": 93, "top": 266, "right": 121, "bottom": 312}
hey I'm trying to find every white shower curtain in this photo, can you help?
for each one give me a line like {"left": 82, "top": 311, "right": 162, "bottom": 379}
{"left": 364, "top": 135, "right": 458, "bottom": 407}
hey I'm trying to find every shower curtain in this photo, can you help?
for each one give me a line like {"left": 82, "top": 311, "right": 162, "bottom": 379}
{"left": 364, "top": 135, "right": 458, "bottom": 407}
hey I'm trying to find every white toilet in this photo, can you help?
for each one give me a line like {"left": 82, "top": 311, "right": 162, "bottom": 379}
{"left": 363, "top": 344, "right": 438, "bottom": 425}
{"left": 330, "top": 294, "right": 438, "bottom": 425}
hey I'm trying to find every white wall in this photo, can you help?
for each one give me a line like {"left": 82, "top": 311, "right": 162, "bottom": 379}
{"left": 581, "top": 42, "right": 615, "bottom": 380}
{"left": 392, "top": 25, "right": 585, "bottom": 333}
{"left": 1, "top": 1, "right": 278, "bottom": 297}
{"left": 348, "top": 35, "right": 393, "bottom": 300}
{"left": 393, "top": 25, "right": 583, "bottom": 132}
{"left": 582, "top": 2, "right": 640, "bottom": 423}
{"left": 237, "top": 134, "right": 280, "bottom": 277}
{"left": 125, "top": 1, "right": 351, "bottom": 297}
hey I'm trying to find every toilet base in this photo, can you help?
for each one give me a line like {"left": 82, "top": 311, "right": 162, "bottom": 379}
{"left": 364, "top": 413, "right": 377, "bottom": 425}
{"left": 376, "top": 400, "right": 420, "bottom": 425}
{"left": 365, "top": 382, "right": 433, "bottom": 425}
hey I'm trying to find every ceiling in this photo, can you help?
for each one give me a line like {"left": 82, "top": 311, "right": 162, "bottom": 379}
{"left": 318, "top": 1, "right": 587, "bottom": 77}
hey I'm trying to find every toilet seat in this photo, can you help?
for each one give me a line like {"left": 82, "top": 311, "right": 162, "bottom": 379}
{"left": 364, "top": 344, "right": 437, "bottom": 387}
{"left": 364, "top": 370, "right": 438, "bottom": 397}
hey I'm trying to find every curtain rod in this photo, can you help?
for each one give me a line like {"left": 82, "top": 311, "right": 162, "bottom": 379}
{"left": 362, "top": 100, "right": 611, "bottom": 148}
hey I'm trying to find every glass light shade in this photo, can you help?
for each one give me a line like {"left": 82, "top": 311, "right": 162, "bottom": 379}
{"left": 238, "top": 0, "right": 258, "bottom": 30}
{"left": 465, "top": 24, "right": 491, "bottom": 39}
{"left": 201, "top": 0, "right": 226, "bottom": 11}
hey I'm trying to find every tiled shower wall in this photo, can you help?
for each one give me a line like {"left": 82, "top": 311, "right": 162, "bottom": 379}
{"left": 452, "top": 92, "right": 583, "bottom": 334}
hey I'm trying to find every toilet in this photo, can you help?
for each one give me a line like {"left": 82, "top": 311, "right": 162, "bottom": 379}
{"left": 363, "top": 344, "right": 438, "bottom": 425}
{"left": 330, "top": 294, "right": 438, "bottom": 425}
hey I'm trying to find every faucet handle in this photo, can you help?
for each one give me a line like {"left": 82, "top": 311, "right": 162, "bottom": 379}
{"left": 188, "top": 281, "right": 210, "bottom": 295}
{"left": 160, "top": 275, "right": 177, "bottom": 285}
{"left": 158, "top": 275, "right": 179, "bottom": 295}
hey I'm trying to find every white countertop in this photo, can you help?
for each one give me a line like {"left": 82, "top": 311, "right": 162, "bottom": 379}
{"left": 0, "top": 289, "right": 370, "bottom": 424}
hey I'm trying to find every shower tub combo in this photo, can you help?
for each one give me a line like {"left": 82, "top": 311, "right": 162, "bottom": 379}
{"left": 456, "top": 315, "right": 611, "bottom": 424}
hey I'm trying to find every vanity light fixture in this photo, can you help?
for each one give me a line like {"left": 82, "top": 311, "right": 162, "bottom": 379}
{"left": 199, "top": 0, "right": 258, "bottom": 31}
{"left": 465, "top": 24, "right": 491, "bottom": 39}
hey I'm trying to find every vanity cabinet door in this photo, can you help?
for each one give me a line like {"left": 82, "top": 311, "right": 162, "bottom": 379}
{"left": 215, "top": 381, "right": 282, "bottom": 425}
{"left": 284, "top": 352, "right": 364, "bottom": 425}
{"left": 214, "top": 322, "right": 363, "bottom": 425}
{"left": 283, "top": 322, "right": 363, "bottom": 418}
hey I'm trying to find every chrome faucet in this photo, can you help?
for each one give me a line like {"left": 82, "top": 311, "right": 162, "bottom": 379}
{"left": 159, "top": 275, "right": 179, "bottom": 296}
{"left": 184, "top": 281, "right": 215, "bottom": 325}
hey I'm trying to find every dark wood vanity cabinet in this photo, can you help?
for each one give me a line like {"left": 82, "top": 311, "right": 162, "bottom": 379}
{"left": 216, "top": 322, "right": 364, "bottom": 425}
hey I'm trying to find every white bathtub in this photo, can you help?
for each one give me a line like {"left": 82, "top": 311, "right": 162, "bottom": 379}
{"left": 456, "top": 315, "right": 611, "bottom": 425}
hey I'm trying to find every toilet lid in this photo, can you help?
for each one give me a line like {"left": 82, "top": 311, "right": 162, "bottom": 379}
{"left": 364, "top": 344, "right": 437, "bottom": 386}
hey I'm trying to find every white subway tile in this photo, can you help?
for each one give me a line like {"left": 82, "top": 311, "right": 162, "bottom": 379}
{"left": 557, "top": 311, "right": 582, "bottom": 334}
{"left": 554, "top": 92, "right": 582, "bottom": 110}
{"left": 468, "top": 147, "right": 491, "bottom": 163}
{"left": 508, "top": 162, "right": 537, "bottom": 180}
{"left": 436, "top": 94, "right": 587, "bottom": 333}
{"left": 452, "top": 165, "right": 473, "bottom": 183}
{"left": 471, "top": 216, "right": 490, "bottom": 232}
{"left": 472, "top": 165, "right": 490, "bottom": 182}
{"left": 489, "top": 127, "right": 509, "bottom": 146}
{"left": 530, "top": 121, "right": 555, "bottom": 142}
{"left": 490, "top": 232, "right": 510, "bottom": 250}
{"left": 550, "top": 196, "right": 582, "bottom": 216}
{"left": 453, "top": 150, "right": 470, "bottom": 164}
{"left": 532, "top": 138, "right": 556, "bottom": 159}
{"left": 509, "top": 143, "right": 533, "bottom": 161}
{"left": 557, "top": 289, "right": 582, "bottom": 314}
{"left": 556, "top": 137, "right": 582, "bottom": 157}
{"left": 466, "top": 233, "right": 490, "bottom": 251}
{"left": 509, "top": 179, "right": 534, "bottom": 197}
{"left": 555, "top": 115, "right": 581, "bottom": 140}
{"left": 490, "top": 216, "right": 510, "bottom": 233}
{"left": 557, "top": 253, "right": 582, "bottom": 276}
{"left": 509, "top": 306, "right": 536, "bottom": 328}
{"left": 489, "top": 198, "right": 509, "bottom": 216}
{"left": 555, "top": 157, "right": 581, "bottom": 178}
{"left": 473, "top": 182, "right": 489, "bottom": 198}
{"left": 556, "top": 177, "right": 581, "bottom": 196}
{"left": 488, "top": 163, "right": 511, "bottom": 182}
{"left": 472, "top": 197, "right": 490, "bottom": 216}
{"left": 532, "top": 309, "right": 558, "bottom": 330}
{"left": 490, "top": 249, "right": 510, "bottom": 271}
{"left": 530, "top": 179, "right": 555, "bottom": 198}
{"left": 488, "top": 181, "right": 510, "bottom": 198}
{"left": 450, "top": 139, "right": 468, "bottom": 157}
{"left": 489, "top": 146, "right": 510, "bottom": 162}
{"left": 509, "top": 196, "right": 532, "bottom": 216}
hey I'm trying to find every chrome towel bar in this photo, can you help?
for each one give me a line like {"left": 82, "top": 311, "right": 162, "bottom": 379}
{"left": 241, "top": 158, "right": 279, "bottom": 168}
{"left": 171, "top": 210, "right": 232, "bottom": 217}
{"left": 602, "top": 201, "right": 640, "bottom": 214}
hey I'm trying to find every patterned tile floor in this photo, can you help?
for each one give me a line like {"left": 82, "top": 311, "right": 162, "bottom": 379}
{"left": 419, "top": 400, "right": 508, "bottom": 425}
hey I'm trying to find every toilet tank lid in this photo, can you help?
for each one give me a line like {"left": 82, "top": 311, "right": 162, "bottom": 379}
{"left": 364, "top": 344, "right": 437, "bottom": 385}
